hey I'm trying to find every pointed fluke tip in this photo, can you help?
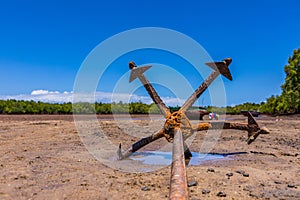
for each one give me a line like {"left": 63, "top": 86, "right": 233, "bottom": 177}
{"left": 129, "top": 61, "right": 137, "bottom": 70}
{"left": 247, "top": 127, "right": 270, "bottom": 145}
{"left": 205, "top": 57, "right": 233, "bottom": 81}
{"left": 223, "top": 58, "right": 232, "bottom": 66}
{"left": 117, "top": 143, "right": 123, "bottom": 160}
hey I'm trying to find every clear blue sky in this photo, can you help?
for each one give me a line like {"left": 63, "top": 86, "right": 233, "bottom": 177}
{"left": 0, "top": 0, "right": 299, "bottom": 106}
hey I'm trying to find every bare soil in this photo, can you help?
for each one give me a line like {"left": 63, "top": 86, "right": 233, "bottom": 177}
{"left": 0, "top": 114, "right": 299, "bottom": 199}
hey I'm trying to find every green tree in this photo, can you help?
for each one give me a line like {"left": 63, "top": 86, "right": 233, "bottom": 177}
{"left": 260, "top": 48, "right": 300, "bottom": 114}
{"left": 280, "top": 48, "right": 300, "bottom": 113}
{"left": 260, "top": 95, "right": 279, "bottom": 114}
{"left": 148, "top": 103, "right": 160, "bottom": 114}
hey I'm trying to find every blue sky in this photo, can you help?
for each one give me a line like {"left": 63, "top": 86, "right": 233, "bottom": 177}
{"left": 0, "top": 0, "right": 299, "bottom": 106}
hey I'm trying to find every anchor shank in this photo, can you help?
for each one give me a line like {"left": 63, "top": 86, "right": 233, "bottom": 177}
{"left": 169, "top": 127, "right": 189, "bottom": 200}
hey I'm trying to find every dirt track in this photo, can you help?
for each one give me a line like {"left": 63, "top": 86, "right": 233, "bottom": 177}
{"left": 0, "top": 114, "right": 299, "bottom": 199}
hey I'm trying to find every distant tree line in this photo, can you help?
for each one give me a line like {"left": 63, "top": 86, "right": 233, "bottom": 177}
{"left": 0, "top": 100, "right": 73, "bottom": 114}
{"left": 0, "top": 98, "right": 296, "bottom": 115}
{"left": 1, "top": 49, "right": 298, "bottom": 115}
{"left": 0, "top": 99, "right": 262, "bottom": 115}
{"left": 206, "top": 102, "right": 261, "bottom": 114}
{"left": 0, "top": 100, "right": 161, "bottom": 114}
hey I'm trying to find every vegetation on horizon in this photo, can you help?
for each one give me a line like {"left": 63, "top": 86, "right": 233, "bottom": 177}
{"left": 0, "top": 100, "right": 159, "bottom": 115}
{"left": 0, "top": 99, "right": 261, "bottom": 115}
{"left": 0, "top": 48, "right": 298, "bottom": 115}
{"left": 260, "top": 48, "right": 300, "bottom": 114}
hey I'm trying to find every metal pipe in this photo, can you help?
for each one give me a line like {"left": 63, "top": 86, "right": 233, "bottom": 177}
{"left": 169, "top": 127, "right": 189, "bottom": 200}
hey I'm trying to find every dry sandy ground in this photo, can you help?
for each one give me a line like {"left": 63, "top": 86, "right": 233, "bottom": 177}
{"left": 0, "top": 114, "right": 299, "bottom": 200}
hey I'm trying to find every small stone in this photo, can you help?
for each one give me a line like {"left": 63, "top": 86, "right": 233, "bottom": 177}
{"left": 141, "top": 186, "right": 150, "bottom": 191}
{"left": 217, "top": 191, "right": 226, "bottom": 197}
{"left": 188, "top": 181, "right": 198, "bottom": 187}
{"left": 207, "top": 168, "right": 215, "bottom": 172}
{"left": 202, "top": 189, "right": 211, "bottom": 194}
{"left": 249, "top": 193, "right": 259, "bottom": 198}
{"left": 242, "top": 173, "right": 249, "bottom": 177}
{"left": 235, "top": 170, "right": 245, "bottom": 174}
{"left": 287, "top": 184, "right": 296, "bottom": 188}
{"left": 80, "top": 182, "right": 88, "bottom": 186}
{"left": 274, "top": 181, "right": 281, "bottom": 184}
{"left": 226, "top": 172, "right": 233, "bottom": 178}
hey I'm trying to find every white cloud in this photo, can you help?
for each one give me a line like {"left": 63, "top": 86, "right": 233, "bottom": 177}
{"left": 0, "top": 90, "right": 185, "bottom": 106}
{"left": 0, "top": 90, "right": 73, "bottom": 103}
{"left": 31, "top": 89, "right": 60, "bottom": 95}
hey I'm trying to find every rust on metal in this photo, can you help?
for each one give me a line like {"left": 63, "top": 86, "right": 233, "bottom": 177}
{"left": 117, "top": 59, "right": 270, "bottom": 200}
{"left": 129, "top": 61, "right": 171, "bottom": 117}
{"left": 163, "top": 111, "right": 192, "bottom": 142}
{"left": 118, "top": 129, "right": 165, "bottom": 159}
{"left": 192, "top": 112, "right": 270, "bottom": 144}
{"left": 169, "top": 127, "right": 189, "bottom": 200}
{"left": 179, "top": 58, "right": 232, "bottom": 112}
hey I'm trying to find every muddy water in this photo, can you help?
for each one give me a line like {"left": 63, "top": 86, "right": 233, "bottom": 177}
{"left": 130, "top": 151, "right": 232, "bottom": 166}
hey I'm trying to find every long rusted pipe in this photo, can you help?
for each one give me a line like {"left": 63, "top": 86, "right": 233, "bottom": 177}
{"left": 169, "top": 127, "right": 188, "bottom": 200}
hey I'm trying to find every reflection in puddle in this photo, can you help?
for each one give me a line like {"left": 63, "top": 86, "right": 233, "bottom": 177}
{"left": 130, "top": 151, "right": 231, "bottom": 166}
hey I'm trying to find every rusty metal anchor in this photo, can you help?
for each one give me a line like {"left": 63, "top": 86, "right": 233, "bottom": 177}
{"left": 118, "top": 59, "right": 270, "bottom": 200}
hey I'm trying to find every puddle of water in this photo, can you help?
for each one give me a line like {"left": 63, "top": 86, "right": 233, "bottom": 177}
{"left": 130, "top": 151, "right": 231, "bottom": 166}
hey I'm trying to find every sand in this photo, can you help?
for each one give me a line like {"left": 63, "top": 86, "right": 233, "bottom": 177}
{"left": 0, "top": 114, "right": 299, "bottom": 199}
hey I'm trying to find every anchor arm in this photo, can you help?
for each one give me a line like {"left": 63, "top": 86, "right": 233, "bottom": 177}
{"left": 192, "top": 112, "right": 270, "bottom": 144}
{"left": 117, "top": 129, "right": 165, "bottom": 159}
{"left": 129, "top": 62, "right": 171, "bottom": 117}
{"left": 179, "top": 58, "right": 232, "bottom": 112}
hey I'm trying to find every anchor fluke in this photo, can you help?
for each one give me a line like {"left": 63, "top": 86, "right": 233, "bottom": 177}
{"left": 128, "top": 61, "right": 152, "bottom": 83}
{"left": 127, "top": 61, "right": 171, "bottom": 117}
{"left": 205, "top": 58, "right": 233, "bottom": 81}
{"left": 246, "top": 112, "right": 270, "bottom": 144}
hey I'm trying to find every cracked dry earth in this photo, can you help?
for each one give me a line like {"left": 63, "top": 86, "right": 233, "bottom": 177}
{"left": 0, "top": 114, "right": 299, "bottom": 199}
